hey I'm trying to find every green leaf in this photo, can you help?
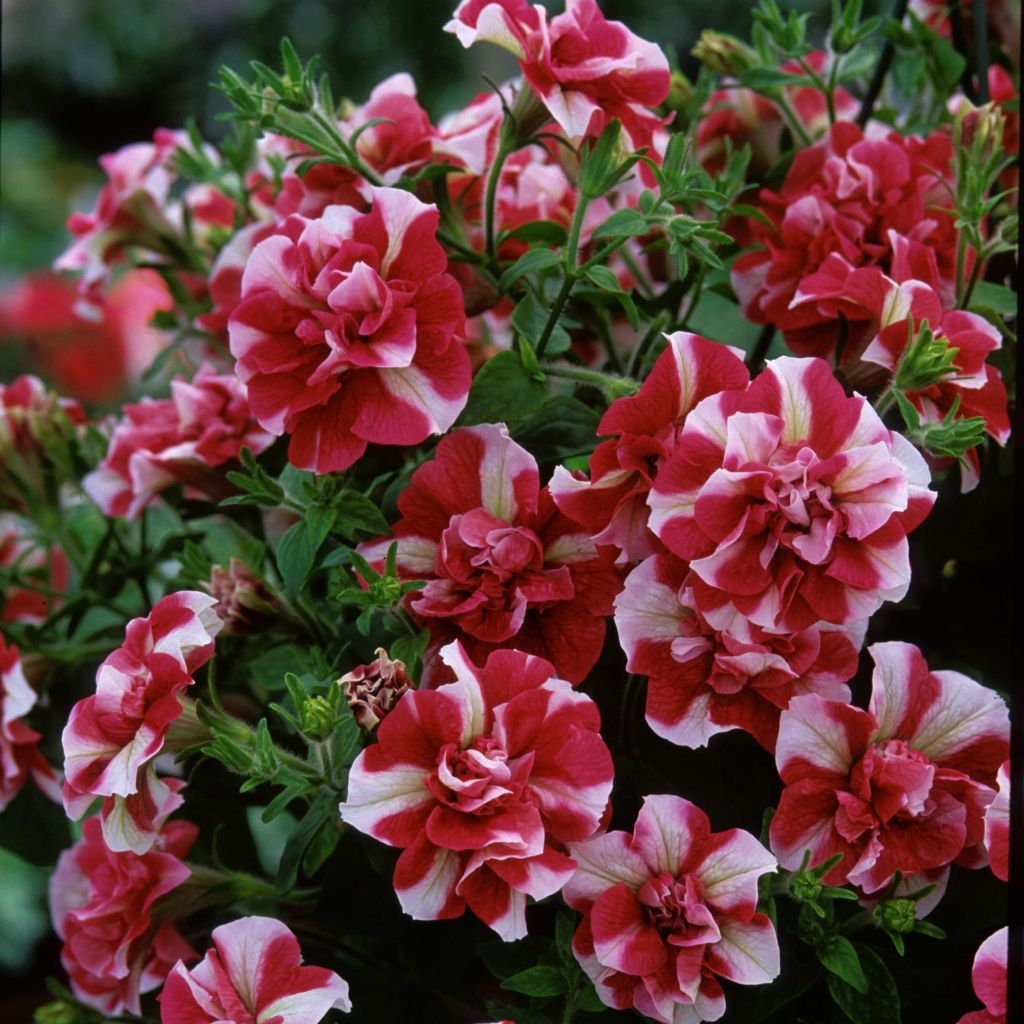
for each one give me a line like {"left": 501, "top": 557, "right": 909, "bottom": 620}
{"left": 575, "top": 982, "right": 606, "bottom": 1012}
{"left": 512, "top": 395, "right": 601, "bottom": 462}
{"left": 499, "top": 248, "right": 563, "bottom": 291}
{"left": 738, "top": 68, "right": 812, "bottom": 91}
{"left": 503, "top": 221, "right": 568, "bottom": 246}
{"left": 500, "top": 965, "right": 568, "bottom": 997}
{"left": 302, "top": 818, "right": 341, "bottom": 876}
{"left": 276, "top": 788, "right": 338, "bottom": 893}
{"left": 328, "top": 702, "right": 362, "bottom": 770}
{"left": 555, "top": 912, "right": 576, "bottom": 959}
{"left": 583, "top": 265, "right": 640, "bottom": 328}
{"left": 0, "top": 846, "right": 50, "bottom": 972}
{"left": 331, "top": 492, "right": 389, "bottom": 538}
{"left": 460, "top": 350, "right": 548, "bottom": 426}
{"left": 510, "top": 290, "right": 572, "bottom": 355}
{"left": 970, "top": 281, "right": 1017, "bottom": 316}
{"left": 246, "top": 806, "right": 299, "bottom": 875}
{"left": 827, "top": 945, "right": 901, "bottom": 1024}
{"left": 817, "top": 935, "right": 868, "bottom": 993}
{"left": 276, "top": 506, "right": 336, "bottom": 597}
{"left": 584, "top": 264, "right": 624, "bottom": 293}
{"left": 591, "top": 207, "right": 649, "bottom": 240}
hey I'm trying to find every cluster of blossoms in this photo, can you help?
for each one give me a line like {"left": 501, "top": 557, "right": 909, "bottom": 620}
{"left": 0, "top": 0, "right": 1015, "bottom": 1022}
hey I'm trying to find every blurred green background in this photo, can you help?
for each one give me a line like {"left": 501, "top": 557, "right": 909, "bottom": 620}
{"left": 0, "top": 0, "right": 846, "bottom": 282}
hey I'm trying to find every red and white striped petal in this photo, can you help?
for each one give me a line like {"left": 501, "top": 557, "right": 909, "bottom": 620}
{"left": 868, "top": 642, "right": 1008, "bottom": 778}
{"left": 590, "top": 882, "right": 668, "bottom": 976}
{"left": 984, "top": 761, "right": 1009, "bottom": 882}
{"left": 457, "top": 864, "right": 529, "bottom": 941}
{"left": 698, "top": 829, "right": 777, "bottom": 915}
{"left": 775, "top": 694, "right": 872, "bottom": 783}
{"left": 564, "top": 830, "right": 652, "bottom": 909}
{"left": 704, "top": 915, "right": 780, "bottom": 986}
{"left": 632, "top": 795, "right": 711, "bottom": 876}
{"left": 393, "top": 835, "right": 466, "bottom": 922}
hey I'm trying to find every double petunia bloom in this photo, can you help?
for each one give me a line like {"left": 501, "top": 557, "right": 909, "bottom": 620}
{"left": 360, "top": 423, "right": 621, "bottom": 685}
{"left": 228, "top": 187, "right": 471, "bottom": 473}
{"left": 340, "top": 641, "right": 614, "bottom": 939}
{"left": 565, "top": 795, "right": 779, "bottom": 1023}
{"left": 770, "top": 642, "right": 1009, "bottom": 895}
{"left": 62, "top": 591, "right": 222, "bottom": 854}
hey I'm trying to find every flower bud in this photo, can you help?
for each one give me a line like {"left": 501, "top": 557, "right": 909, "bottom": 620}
{"left": 203, "top": 559, "right": 283, "bottom": 635}
{"left": 665, "top": 71, "right": 693, "bottom": 116}
{"left": 340, "top": 648, "right": 413, "bottom": 732}
{"left": 32, "top": 1000, "right": 79, "bottom": 1024}
{"left": 691, "top": 31, "right": 759, "bottom": 76}
{"left": 873, "top": 897, "right": 918, "bottom": 934}
{"left": 789, "top": 870, "right": 824, "bottom": 904}
{"left": 300, "top": 694, "right": 335, "bottom": 741}
{"left": 953, "top": 99, "right": 1006, "bottom": 161}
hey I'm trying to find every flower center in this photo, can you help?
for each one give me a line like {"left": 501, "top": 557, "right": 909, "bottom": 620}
{"left": 636, "top": 872, "right": 721, "bottom": 947}
{"left": 426, "top": 736, "right": 519, "bottom": 814}
{"left": 836, "top": 738, "right": 938, "bottom": 841}
{"left": 411, "top": 508, "right": 575, "bottom": 642}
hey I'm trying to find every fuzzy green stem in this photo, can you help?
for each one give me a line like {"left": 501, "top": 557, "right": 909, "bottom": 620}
{"left": 544, "top": 363, "right": 638, "bottom": 396}
{"left": 484, "top": 137, "right": 514, "bottom": 265}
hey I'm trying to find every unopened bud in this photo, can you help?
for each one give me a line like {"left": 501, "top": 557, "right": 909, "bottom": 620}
{"left": 894, "top": 320, "right": 959, "bottom": 393}
{"left": 340, "top": 648, "right": 413, "bottom": 732}
{"left": 692, "top": 31, "right": 759, "bottom": 76}
{"left": 953, "top": 99, "right": 1005, "bottom": 160}
{"left": 33, "top": 1001, "right": 78, "bottom": 1024}
{"left": 203, "top": 559, "right": 282, "bottom": 635}
{"left": 368, "top": 574, "right": 404, "bottom": 606}
{"left": 873, "top": 897, "right": 918, "bottom": 934}
{"left": 301, "top": 695, "right": 335, "bottom": 741}
{"left": 666, "top": 71, "right": 693, "bottom": 115}
{"left": 790, "top": 870, "right": 824, "bottom": 903}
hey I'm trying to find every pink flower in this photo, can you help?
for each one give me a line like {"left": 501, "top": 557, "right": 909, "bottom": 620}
{"left": 551, "top": 332, "right": 750, "bottom": 564}
{"left": 1, "top": 636, "right": 61, "bottom": 811}
{"left": 564, "top": 794, "right": 779, "bottom": 1023}
{"left": 770, "top": 642, "right": 1009, "bottom": 895}
{"left": 614, "top": 552, "right": 861, "bottom": 751}
{"left": 83, "top": 365, "right": 274, "bottom": 520}
{"left": 446, "top": 0, "right": 671, "bottom": 151}
{"left": 359, "top": 424, "right": 621, "bottom": 685}
{"left": 0, "top": 515, "right": 69, "bottom": 625}
{"left": 647, "top": 356, "right": 935, "bottom": 632}
{"left": 339, "top": 641, "right": 614, "bottom": 939}
{"left": 195, "top": 222, "right": 279, "bottom": 341}
{"left": 49, "top": 812, "right": 197, "bottom": 1016}
{"left": 344, "top": 73, "right": 435, "bottom": 183}
{"left": 0, "top": 270, "right": 172, "bottom": 402}
{"left": 1, "top": 374, "right": 85, "bottom": 455}
{"left": 434, "top": 89, "right": 506, "bottom": 176}
{"left": 958, "top": 927, "right": 1008, "bottom": 1024}
{"left": 229, "top": 188, "right": 470, "bottom": 473}
{"left": 160, "top": 916, "right": 351, "bottom": 1023}
{"left": 697, "top": 52, "right": 858, "bottom": 175}
{"left": 731, "top": 123, "right": 961, "bottom": 357}
{"left": 793, "top": 254, "right": 1010, "bottom": 490}
{"left": 54, "top": 129, "right": 186, "bottom": 301}
{"left": 62, "top": 591, "right": 222, "bottom": 853}
{"left": 984, "top": 760, "right": 1009, "bottom": 882}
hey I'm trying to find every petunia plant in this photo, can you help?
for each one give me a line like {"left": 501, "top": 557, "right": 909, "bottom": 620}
{"left": 0, "top": 1, "right": 1016, "bottom": 1023}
